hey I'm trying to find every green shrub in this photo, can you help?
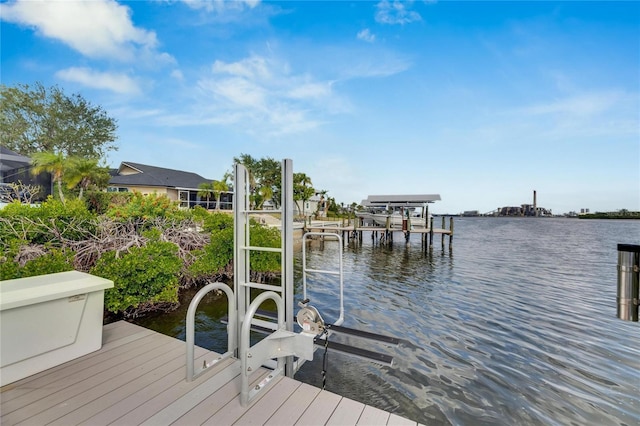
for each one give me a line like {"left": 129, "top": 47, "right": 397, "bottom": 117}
{"left": 191, "top": 205, "right": 209, "bottom": 221}
{"left": 85, "top": 191, "right": 133, "bottom": 214}
{"left": 202, "top": 212, "right": 233, "bottom": 232}
{"left": 188, "top": 227, "right": 234, "bottom": 281}
{"left": 0, "top": 198, "right": 94, "bottom": 246}
{"left": 0, "top": 246, "right": 74, "bottom": 280}
{"left": 107, "top": 192, "right": 182, "bottom": 221}
{"left": 249, "top": 224, "right": 281, "bottom": 273}
{"left": 188, "top": 220, "right": 281, "bottom": 283}
{"left": 91, "top": 240, "right": 182, "bottom": 314}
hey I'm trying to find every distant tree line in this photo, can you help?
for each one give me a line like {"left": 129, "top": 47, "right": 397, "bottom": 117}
{"left": 578, "top": 209, "right": 640, "bottom": 219}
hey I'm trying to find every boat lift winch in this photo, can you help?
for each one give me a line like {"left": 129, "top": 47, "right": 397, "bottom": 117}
{"left": 185, "top": 159, "right": 400, "bottom": 407}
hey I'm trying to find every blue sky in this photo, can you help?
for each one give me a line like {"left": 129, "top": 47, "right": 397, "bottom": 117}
{"left": 1, "top": 0, "right": 638, "bottom": 214}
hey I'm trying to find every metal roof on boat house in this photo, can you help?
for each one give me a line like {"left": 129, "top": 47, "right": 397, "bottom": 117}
{"left": 362, "top": 194, "right": 441, "bottom": 207}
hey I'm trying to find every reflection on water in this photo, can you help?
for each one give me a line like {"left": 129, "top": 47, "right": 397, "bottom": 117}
{"left": 136, "top": 218, "right": 640, "bottom": 425}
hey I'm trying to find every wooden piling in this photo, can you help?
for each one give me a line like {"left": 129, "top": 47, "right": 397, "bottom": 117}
{"left": 429, "top": 217, "right": 434, "bottom": 249}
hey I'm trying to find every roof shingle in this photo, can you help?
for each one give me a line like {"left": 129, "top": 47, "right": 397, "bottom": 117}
{"left": 109, "top": 162, "right": 212, "bottom": 189}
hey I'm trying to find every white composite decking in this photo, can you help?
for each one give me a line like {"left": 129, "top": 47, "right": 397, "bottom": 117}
{"left": 1, "top": 321, "right": 420, "bottom": 426}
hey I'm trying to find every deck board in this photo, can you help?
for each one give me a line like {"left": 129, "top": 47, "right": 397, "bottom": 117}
{"left": 326, "top": 397, "right": 366, "bottom": 425}
{"left": 80, "top": 351, "right": 213, "bottom": 426}
{"left": 388, "top": 412, "right": 420, "bottom": 425}
{"left": 170, "top": 368, "right": 244, "bottom": 426}
{"left": 0, "top": 321, "right": 418, "bottom": 426}
{"left": 0, "top": 328, "right": 153, "bottom": 404}
{"left": 264, "top": 382, "right": 321, "bottom": 425}
{"left": 234, "top": 376, "right": 302, "bottom": 425}
{"left": 358, "top": 405, "right": 391, "bottom": 425}
{"left": 2, "top": 335, "right": 170, "bottom": 424}
{"left": 294, "top": 389, "right": 343, "bottom": 425}
{"left": 48, "top": 345, "right": 186, "bottom": 425}
{"left": 2, "top": 333, "right": 168, "bottom": 424}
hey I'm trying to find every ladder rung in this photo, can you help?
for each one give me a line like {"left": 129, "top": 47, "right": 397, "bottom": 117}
{"left": 251, "top": 317, "right": 278, "bottom": 331}
{"left": 242, "top": 209, "right": 282, "bottom": 214}
{"left": 241, "top": 246, "right": 282, "bottom": 253}
{"left": 240, "top": 282, "right": 283, "bottom": 292}
{"left": 304, "top": 268, "right": 340, "bottom": 275}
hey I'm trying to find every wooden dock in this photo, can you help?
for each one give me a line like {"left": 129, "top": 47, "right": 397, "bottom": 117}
{"left": 305, "top": 217, "right": 454, "bottom": 249}
{"left": 1, "top": 321, "right": 420, "bottom": 425}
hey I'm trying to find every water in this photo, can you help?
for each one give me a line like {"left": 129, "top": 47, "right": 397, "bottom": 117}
{"left": 136, "top": 218, "right": 640, "bottom": 425}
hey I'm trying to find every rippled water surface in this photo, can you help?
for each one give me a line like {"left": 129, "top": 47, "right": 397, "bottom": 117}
{"left": 137, "top": 218, "right": 640, "bottom": 425}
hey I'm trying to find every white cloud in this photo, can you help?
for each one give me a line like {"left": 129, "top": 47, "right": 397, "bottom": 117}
{"left": 357, "top": 28, "right": 376, "bottom": 43}
{"left": 55, "top": 67, "right": 141, "bottom": 95}
{"left": 180, "top": 0, "right": 261, "bottom": 12}
{"left": 1, "top": 0, "right": 170, "bottom": 63}
{"left": 287, "top": 82, "right": 333, "bottom": 100}
{"left": 521, "top": 91, "right": 625, "bottom": 117}
{"left": 171, "top": 69, "right": 185, "bottom": 80}
{"left": 201, "top": 76, "right": 267, "bottom": 108}
{"left": 375, "top": 0, "right": 422, "bottom": 25}
{"left": 340, "top": 53, "right": 411, "bottom": 78}
{"left": 187, "top": 54, "right": 342, "bottom": 136}
{"left": 212, "top": 56, "right": 272, "bottom": 80}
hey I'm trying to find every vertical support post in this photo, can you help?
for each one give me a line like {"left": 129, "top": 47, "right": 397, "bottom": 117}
{"left": 429, "top": 216, "right": 434, "bottom": 249}
{"left": 617, "top": 244, "right": 639, "bottom": 322}
{"left": 449, "top": 217, "right": 454, "bottom": 250}
{"left": 233, "top": 163, "right": 249, "bottom": 353}
{"left": 281, "top": 159, "right": 295, "bottom": 376}
{"left": 441, "top": 216, "right": 445, "bottom": 250}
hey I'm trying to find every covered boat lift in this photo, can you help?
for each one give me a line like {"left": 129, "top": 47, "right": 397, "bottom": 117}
{"left": 361, "top": 194, "right": 442, "bottom": 208}
{"left": 347, "top": 194, "right": 452, "bottom": 248}
{"left": 359, "top": 194, "right": 442, "bottom": 228}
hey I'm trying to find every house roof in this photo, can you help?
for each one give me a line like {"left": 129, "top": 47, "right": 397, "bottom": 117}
{"left": 109, "top": 162, "right": 212, "bottom": 190}
{"left": 0, "top": 146, "right": 31, "bottom": 173}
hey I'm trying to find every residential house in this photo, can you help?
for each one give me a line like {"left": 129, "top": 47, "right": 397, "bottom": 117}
{"left": 108, "top": 162, "right": 232, "bottom": 209}
{"left": 0, "top": 146, "right": 52, "bottom": 199}
{"left": 295, "top": 194, "right": 322, "bottom": 218}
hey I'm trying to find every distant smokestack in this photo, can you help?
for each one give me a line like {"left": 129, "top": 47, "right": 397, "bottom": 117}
{"left": 533, "top": 190, "right": 537, "bottom": 217}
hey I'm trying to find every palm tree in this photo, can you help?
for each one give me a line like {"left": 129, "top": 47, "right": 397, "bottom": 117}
{"left": 293, "top": 173, "right": 314, "bottom": 218}
{"left": 30, "top": 151, "right": 66, "bottom": 203}
{"left": 65, "top": 157, "right": 109, "bottom": 200}
{"left": 256, "top": 185, "right": 273, "bottom": 210}
{"left": 316, "top": 189, "right": 329, "bottom": 217}
{"left": 212, "top": 177, "right": 230, "bottom": 211}
{"left": 198, "top": 182, "right": 215, "bottom": 209}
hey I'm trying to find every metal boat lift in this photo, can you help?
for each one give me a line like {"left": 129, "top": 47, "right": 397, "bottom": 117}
{"left": 185, "top": 159, "right": 399, "bottom": 407}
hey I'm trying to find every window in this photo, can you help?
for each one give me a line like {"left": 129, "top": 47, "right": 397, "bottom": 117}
{"left": 178, "top": 190, "right": 189, "bottom": 208}
{"left": 107, "top": 187, "right": 129, "bottom": 192}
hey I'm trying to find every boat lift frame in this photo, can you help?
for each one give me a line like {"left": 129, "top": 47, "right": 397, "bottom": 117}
{"left": 186, "top": 159, "right": 315, "bottom": 406}
{"left": 185, "top": 159, "right": 400, "bottom": 407}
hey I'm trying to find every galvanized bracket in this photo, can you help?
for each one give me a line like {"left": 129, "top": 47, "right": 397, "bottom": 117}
{"left": 240, "top": 291, "right": 315, "bottom": 406}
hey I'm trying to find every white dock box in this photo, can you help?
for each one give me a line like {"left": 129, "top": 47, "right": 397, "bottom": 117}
{"left": 0, "top": 271, "right": 114, "bottom": 386}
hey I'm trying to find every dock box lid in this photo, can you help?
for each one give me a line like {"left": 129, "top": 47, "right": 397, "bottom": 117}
{"left": 0, "top": 271, "right": 114, "bottom": 311}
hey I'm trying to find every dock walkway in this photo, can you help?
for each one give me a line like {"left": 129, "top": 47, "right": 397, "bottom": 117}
{"left": 1, "top": 321, "right": 419, "bottom": 426}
